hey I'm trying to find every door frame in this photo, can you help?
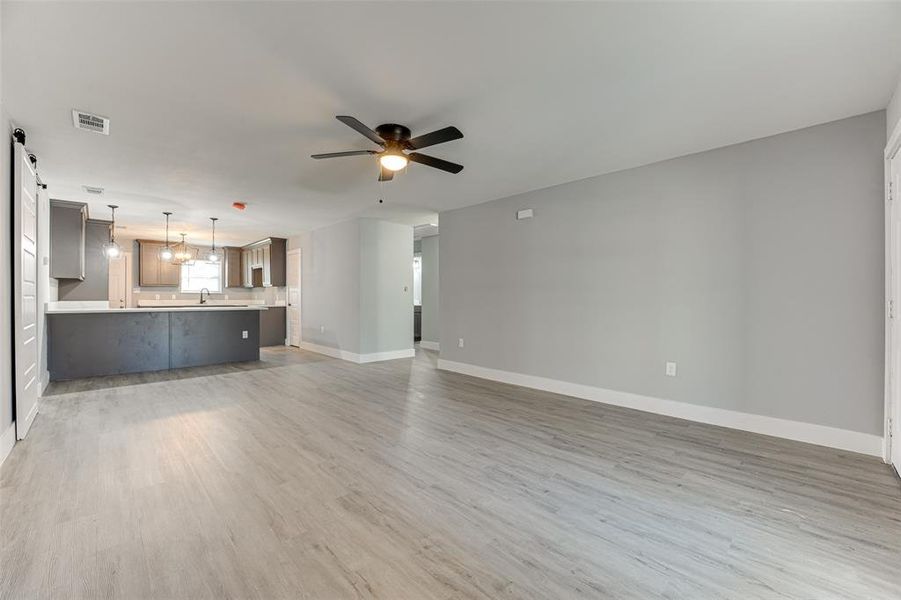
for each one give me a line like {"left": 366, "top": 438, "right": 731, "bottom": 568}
{"left": 884, "top": 118, "right": 901, "bottom": 467}
{"left": 286, "top": 248, "right": 301, "bottom": 347}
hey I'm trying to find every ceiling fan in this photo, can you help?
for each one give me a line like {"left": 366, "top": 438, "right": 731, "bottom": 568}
{"left": 311, "top": 116, "right": 463, "bottom": 181}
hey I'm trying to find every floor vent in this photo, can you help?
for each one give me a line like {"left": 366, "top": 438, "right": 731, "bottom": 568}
{"left": 72, "top": 110, "right": 110, "bottom": 135}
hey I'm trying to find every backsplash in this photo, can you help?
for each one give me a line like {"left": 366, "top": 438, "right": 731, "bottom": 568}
{"left": 131, "top": 285, "right": 286, "bottom": 306}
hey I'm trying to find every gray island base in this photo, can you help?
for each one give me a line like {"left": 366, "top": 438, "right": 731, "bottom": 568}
{"left": 48, "top": 308, "right": 262, "bottom": 381}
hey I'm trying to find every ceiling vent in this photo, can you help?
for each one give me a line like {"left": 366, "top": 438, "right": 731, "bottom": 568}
{"left": 82, "top": 185, "right": 104, "bottom": 195}
{"left": 72, "top": 110, "right": 110, "bottom": 135}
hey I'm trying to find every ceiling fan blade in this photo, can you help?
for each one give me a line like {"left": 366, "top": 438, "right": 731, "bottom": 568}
{"left": 336, "top": 116, "right": 385, "bottom": 146}
{"left": 311, "top": 150, "right": 378, "bottom": 159}
{"left": 378, "top": 165, "right": 395, "bottom": 182}
{"left": 408, "top": 152, "right": 464, "bottom": 174}
{"left": 406, "top": 126, "right": 463, "bottom": 150}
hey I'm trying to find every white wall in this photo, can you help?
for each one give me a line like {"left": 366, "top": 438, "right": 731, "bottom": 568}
{"left": 439, "top": 111, "right": 886, "bottom": 444}
{"left": 420, "top": 235, "right": 439, "bottom": 346}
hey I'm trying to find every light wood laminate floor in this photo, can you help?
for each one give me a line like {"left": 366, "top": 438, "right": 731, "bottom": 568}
{"left": 2, "top": 347, "right": 900, "bottom": 599}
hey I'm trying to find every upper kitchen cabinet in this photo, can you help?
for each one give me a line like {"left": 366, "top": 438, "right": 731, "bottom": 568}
{"left": 138, "top": 240, "right": 180, "bottom": 286}
{"left": 241, "top": 237, "right": 286, "bottom": 287}
{"left": 224, "top": 247, "right": 243, "bottom": 288}
{"left": 50, "top": 200, "right": 87, "bottom": 279}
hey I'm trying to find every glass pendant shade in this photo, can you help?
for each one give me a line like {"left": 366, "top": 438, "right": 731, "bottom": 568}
{"left": 171, "top": 233, "right": 198, "bottom": 266}
{"left": 102, "top": 240, "right": 122, "bottom": 259}
{"left": 158, "top": 211, "right": 174, "bottom": 261}
{"left": 205, "top": 217, "right": 222, "bottom": 263}
{"left": 103, "top": 204, "right": 121, "bottom": 259}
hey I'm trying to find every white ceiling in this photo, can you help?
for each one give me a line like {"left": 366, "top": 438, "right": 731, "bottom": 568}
{"left": 4, "top": 1, "right": 901, "bottom": 246}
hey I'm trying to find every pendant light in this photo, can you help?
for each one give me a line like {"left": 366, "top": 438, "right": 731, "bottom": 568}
{"left": 158, "top": 212, "right": 174, "bottom": 261}
{"left": 171, "top": 233, "right": 198, "bottom": 266}
{"left": 205, "top": 217, "right": 221, "bottom": 263}
{"left": 102, "top": 204, "right": 122, "bottom": 259}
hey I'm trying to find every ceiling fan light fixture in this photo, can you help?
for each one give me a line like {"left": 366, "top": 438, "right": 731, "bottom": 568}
{"left": 379, "top": 152, "right": 408, "bottom": 172}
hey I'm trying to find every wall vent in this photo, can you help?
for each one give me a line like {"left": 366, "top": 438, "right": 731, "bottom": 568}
{"left": 72, "top": 110, "right": 110, "bottom": 135}
{"left": 82, "top": 185, "right": 104, "bottom": 195}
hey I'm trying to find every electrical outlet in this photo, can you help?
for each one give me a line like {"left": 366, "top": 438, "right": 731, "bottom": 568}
{"left": 171, "top": 294, "right": 176, "bottom": 300}
{"left": 665, "top": 361, "right": 677, "bottom": 377}
{"left": 458, "top": 338, "right": 465, "bottom": 348}
{"left": 242, "top": 330, "right": 248, "bottom": 339}
{"left": 154, "top": 294, "right": 160, "bottom": 300}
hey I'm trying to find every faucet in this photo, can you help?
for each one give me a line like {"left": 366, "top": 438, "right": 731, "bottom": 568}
{"left": 200, "top": 288, "right": 210, "bottom": 304}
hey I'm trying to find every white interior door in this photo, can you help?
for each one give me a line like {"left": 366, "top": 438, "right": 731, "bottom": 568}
{"left": 287, "top": 249, "right": 301, "bottom": 346}
{"left": 108, "top": 253, "right": 128, "bottom": 308}
{"left": 13, "top": 140, "right": 39, "bottom": 440}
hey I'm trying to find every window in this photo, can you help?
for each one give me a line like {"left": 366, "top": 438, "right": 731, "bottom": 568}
{"left": 413, "top": 255, "right": 422, "bottom": 306}
{"left": 180, "top": 260, "right": 222, "bottom": 293}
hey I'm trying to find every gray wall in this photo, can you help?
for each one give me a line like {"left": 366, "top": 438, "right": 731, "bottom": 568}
{"left": 293, "top": 218, "right": 413, "bottom": 356}
{"left": 58, "top": 219, "right": 110, "bottom": 301}
{"left": 298, "top": 220, "right": 361, "bottom": 353}
{"left": 0, "top": 9, "right": 12, "bottom": 435}
{"left": 420, "top": 235, "right": 440, "bottom": 345}
{"left": 359, "top": 219, "right": 414, "bottom": 354}
{"left": 440, "top": 111, "right": 886, "bottom": 435}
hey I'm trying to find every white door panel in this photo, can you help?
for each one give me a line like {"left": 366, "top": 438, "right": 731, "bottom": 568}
{"left": 14, "top": 141, "right": 39, "bottom": 440}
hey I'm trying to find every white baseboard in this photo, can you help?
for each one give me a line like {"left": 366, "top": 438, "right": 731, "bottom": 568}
{"left": 0, "top": 422, "right": 16, "bottom": 468}
{"left": 419, "top": 341, "right": 440, "bottom": 352}
{"left": 437, "top": 359, "right": 883, "bottom": 457}
{"left": 300, "top": 342, "right": 414, "bottom": 364}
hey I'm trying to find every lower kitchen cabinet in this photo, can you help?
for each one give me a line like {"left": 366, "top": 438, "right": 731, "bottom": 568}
{"left": 260, "top": 306, "right": 286, "bottom": 347}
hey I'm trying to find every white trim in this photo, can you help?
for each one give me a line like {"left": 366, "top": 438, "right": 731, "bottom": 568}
{"left": 419, "top": 341, "right": 440, "bottom": 352}
{"left": 299, "top": 341, "right": 414, "bottom": 364}
{"left": 884, "top": 117, "right": 901, "bottom": 464}
{"left": 0, "top": 422, "right": 16, "bottom": 468}
{"left": 359, "top": 349, "right": 415, "bottom": 363}
{"left": 437, "top": 359, "right": 883, "bottom": 457}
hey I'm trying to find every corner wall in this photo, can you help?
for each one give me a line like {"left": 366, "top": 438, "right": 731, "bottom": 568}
{"left": 291, "top": 218, "right": 413, "bottom": 362}
{"left": 420, "top": 235, "right": 439, "bottom": 348}
{"left": 439, "top": 111, "right": 886, "bottom": 454}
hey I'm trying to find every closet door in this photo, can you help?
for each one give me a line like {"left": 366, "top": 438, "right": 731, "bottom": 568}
{"left": 13, "top": 138, "right": 39, "bottom": 439}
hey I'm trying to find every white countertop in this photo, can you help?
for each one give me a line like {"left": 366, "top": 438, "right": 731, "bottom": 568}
{"left": 46, "top": 301, "right": 268, "bottom": 315}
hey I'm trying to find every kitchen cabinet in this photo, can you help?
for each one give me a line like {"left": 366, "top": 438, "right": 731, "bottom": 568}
{"left": 224, "top": 247, "right": 243, "bottom": 288}
{"left": 138, "top": 240, "right": 180, "bottom": 287}
{"left": 240, "top": 237, "right": 287, "bottom": 287}
{"left": 259, "top": 306, "right": 286, "bottom": 346}
{"left": 50, "top": 199, "right": 87, "bottom": 279}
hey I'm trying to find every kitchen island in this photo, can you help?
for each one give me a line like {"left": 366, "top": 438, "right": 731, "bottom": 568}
{"left": 46, "top": 303, "right": 267, "bottom": 381}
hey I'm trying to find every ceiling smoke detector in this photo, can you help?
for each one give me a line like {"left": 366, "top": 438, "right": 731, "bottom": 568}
{"left": 72, "top": 109, "right": 110, "bottom": 135}
{"left": 82, "top": 185, "right": 104, "bottom": 195}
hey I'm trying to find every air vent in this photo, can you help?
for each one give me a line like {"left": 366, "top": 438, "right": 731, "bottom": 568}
{"left": 72, "top": 110, "right": 110, "bottom": 135}
{"left": 82, "top": 185, "right": 104, "bottom": 195}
